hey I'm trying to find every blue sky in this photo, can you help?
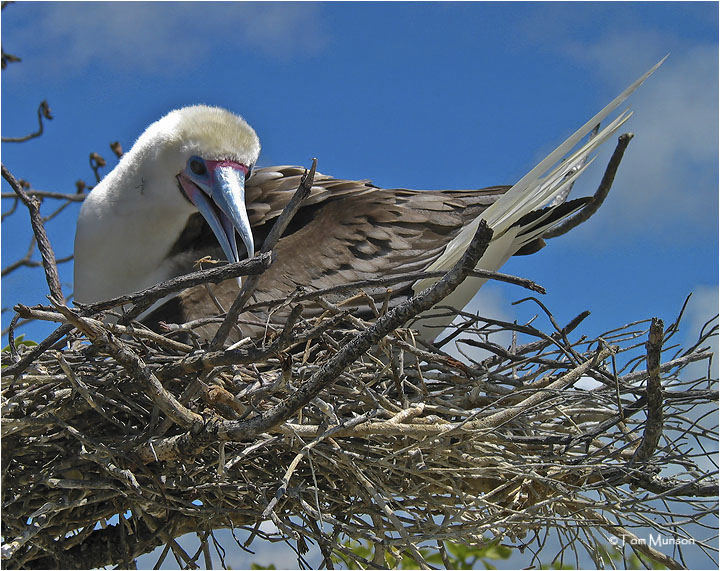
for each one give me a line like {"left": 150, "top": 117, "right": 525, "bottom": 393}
{"left": 1, "top": 1, "right": 718, "bottom": 568}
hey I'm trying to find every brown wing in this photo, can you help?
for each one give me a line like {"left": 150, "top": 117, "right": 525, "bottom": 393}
{"left": 147, "top": 166, "right": 511, "bottom": 339}
{"left": 245, "top": 166, "right": 380, "bottom": 225}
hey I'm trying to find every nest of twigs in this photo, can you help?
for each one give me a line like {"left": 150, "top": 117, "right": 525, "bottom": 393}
{"left": 2, "top": 167, "right": 718, "bottom": 569}
{"left": 2, "top": 265, "right": 718, "bottom": 570}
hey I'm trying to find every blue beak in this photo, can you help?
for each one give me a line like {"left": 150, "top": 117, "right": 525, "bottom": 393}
{"left": 177, "top": 166, "right": 255, "bottom": 269}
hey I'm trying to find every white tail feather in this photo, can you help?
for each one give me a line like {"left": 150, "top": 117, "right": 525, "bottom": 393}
{"left": 414, "top": 57, "right": 665, "bottom": 296}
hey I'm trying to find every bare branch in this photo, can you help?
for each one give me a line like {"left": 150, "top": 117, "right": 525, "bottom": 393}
{"left": 1, "top": 46, "right": 21, "bottom": 69}
{"left": 1, "top": 100, "right": 52, "bottom": 142}
{"left": 89, "top": 151, "right": 106, "bottom": 183}
{"left": 1, "top": 163, "right": 63, "bottom": 299}
{"left": 73, "top": 251, "right": 273, "bottom": 318}
{"left": 544, "top": 133, "right": 634, "bottom": 239}
{"left": 632, "top": 317, "right": 664, "bottom": 464}
{"left": 1, "top": 189, "right": 88, "bottom": 201}
{"left": 51, "top": 298, "right": 202, "bottom": 429}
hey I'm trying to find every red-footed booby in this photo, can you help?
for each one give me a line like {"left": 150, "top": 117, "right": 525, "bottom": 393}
{"left": 73, "top": 61, "right": 663, "bottom": 342}
{"left": 74, "top": 106, "right": 258, "bottom": 303}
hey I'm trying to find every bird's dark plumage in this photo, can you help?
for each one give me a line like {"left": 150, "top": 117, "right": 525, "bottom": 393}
{"left": 145, "top": 166, "right": 586, "bottom": 340}
{"left": 146, "top": 167, "right": 505, "bottom": 337}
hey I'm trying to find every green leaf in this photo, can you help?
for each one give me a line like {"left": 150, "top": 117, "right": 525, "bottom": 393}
{"left": 540, "top": 560, "right": 575, "bottom": 570}
{"left": 480, "top": 542, "right": 512, "bottom": 561}
{"left": 2, "top": 334, "right": 38, "bottom": 353}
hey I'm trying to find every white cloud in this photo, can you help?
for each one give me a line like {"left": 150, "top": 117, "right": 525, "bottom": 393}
{"left": 686, "top": 285, "right": 719, "bottom": 334}
{"left": 574, "top": 375, "right": 604, "bottom": 391}
{"left": 683, "top": 284, "right": 719, "bottom": 381}
{"left": 572, "top": 36, "right": 718, "bottom": 234}
{"left": 5, "top": 2, "right": 326, "bottom": 76}
{"left": 541, "top": 31, "right": 718, "bottom": 245}
{"left": 513, "top": 8, "right": 718, "bottom": 241}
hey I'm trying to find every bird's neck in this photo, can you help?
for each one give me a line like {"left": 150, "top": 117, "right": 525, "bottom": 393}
{"left": 74, "top": 159, "right": 194, "bottom": 304}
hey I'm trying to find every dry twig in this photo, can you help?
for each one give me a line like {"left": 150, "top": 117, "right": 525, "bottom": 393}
{"left": 1, "top": 163, "right": 63, "bottom": 300}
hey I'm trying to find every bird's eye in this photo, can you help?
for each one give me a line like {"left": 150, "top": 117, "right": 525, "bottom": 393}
{"left": 189, "top": 158, "right": 206, "bottom": 176}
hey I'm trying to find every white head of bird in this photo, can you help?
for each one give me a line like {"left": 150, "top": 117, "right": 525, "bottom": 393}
{"left": 73, "top": 105, "right": 260, "bottom": 304}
